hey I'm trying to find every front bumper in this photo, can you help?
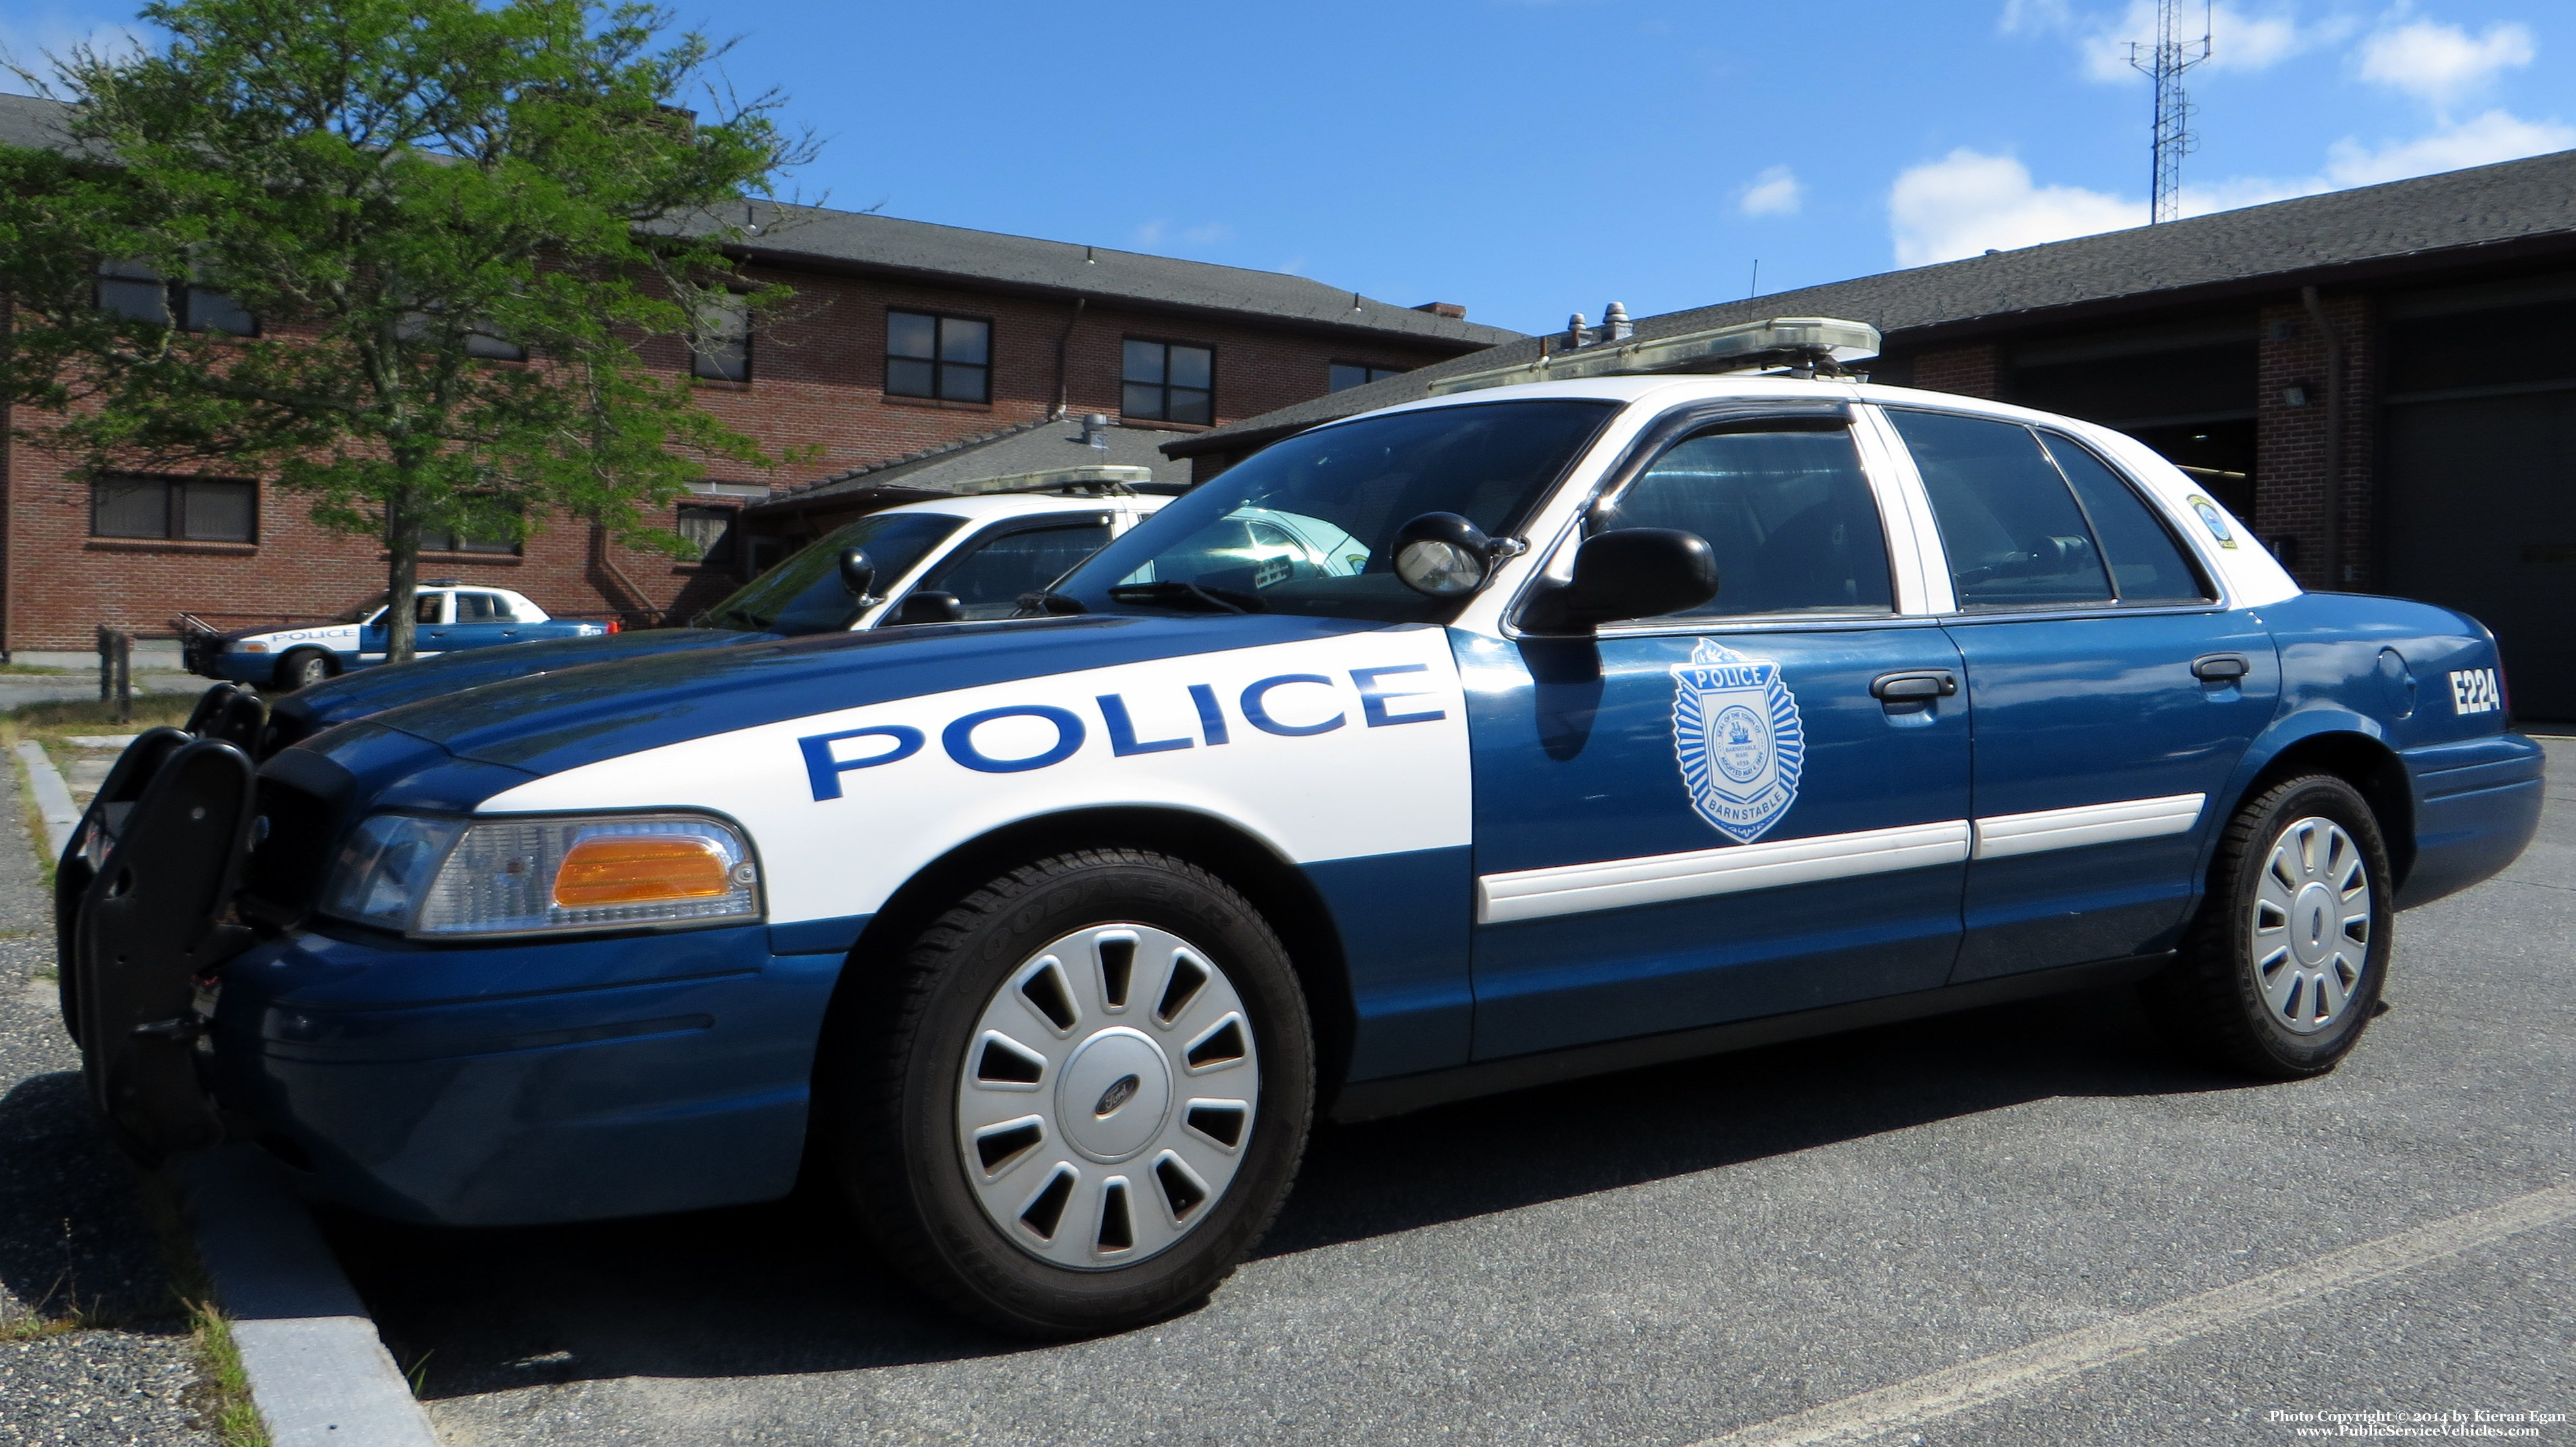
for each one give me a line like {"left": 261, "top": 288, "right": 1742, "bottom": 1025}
{"left": 210, "top": 920, "right": 848, "bottom": 1225}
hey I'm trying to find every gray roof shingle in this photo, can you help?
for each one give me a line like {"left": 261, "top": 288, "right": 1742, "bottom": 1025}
{"left": 1169, "top": 144, "right": 2576, "bottom": 456}
{"left": 0, "top": 93, "right": 1515, "bottom": 348}
{"left": 752, "top": 417, "right": 1194, "bottom": 513}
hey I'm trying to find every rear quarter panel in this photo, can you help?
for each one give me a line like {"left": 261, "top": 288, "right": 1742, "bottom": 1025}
{"left": 2254, "top": 591, "right": 2543, "bottom": 906}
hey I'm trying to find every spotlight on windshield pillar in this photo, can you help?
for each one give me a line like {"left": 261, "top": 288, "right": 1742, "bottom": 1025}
{"left": 1392, "top": 512, "right": 1496, "bottom": 598}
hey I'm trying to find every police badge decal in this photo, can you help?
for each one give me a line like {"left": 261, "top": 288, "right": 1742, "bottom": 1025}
{"left": 1672, "top": 638, "right": 1805, "bottom": 843}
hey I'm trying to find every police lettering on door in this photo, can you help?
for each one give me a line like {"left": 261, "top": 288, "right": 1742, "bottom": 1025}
{"left": 796, "top": 663, "right": 1449, "bottom": 801}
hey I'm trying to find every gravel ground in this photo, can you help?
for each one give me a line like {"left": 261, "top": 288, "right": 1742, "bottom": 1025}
{"left": 0, "top": 755, "right": 215, "bottom": 1446}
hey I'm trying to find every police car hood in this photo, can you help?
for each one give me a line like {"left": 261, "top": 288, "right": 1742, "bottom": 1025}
{"left": 362, "top": 613, "right": 1392, "bottom": 779}
{"left": 277, "top": 627, "right": 748, "bottom": 732}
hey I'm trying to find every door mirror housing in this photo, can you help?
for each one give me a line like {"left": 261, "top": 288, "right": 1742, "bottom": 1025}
{"left": 1392, "top": 512, "right": 1500, "bottom": 598}
{"left": 886, "top": 591, "right": 964, "bottom": 627}
{"left": 836, "top": 547, "right": 877, "bottom": 602}
{"left": 1520, "top": 528, "right": 1719, "bottom": 633}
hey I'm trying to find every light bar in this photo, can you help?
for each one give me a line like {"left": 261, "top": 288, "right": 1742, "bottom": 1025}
{"left": 947, "top": 464, "right": 1154, "bottom": 496}
{"left": 1426, "top": 316, "right": 1882, "bottom": 396}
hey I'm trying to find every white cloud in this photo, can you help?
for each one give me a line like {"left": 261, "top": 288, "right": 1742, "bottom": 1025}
{"left": 1132, "top": 218, "right": 1167, "bottom": 246}
{"left": 1891, "top": 110, "right": 2576, "bottom": 264}
{"left": 1888, "top": 149, "right": 2144, "bottom": 265}
{"left": 1737, "top": 165, "right": 1803, "bottom": 218}
{"left": 2007, "top": 1, "right": 2341, "bottom": 82}
{"left": 1181, "top": 222, "right": 1234, "bottom": 245}
{"left": 2356, "top": 20, "right": 2535, "bottom": 110}
{"left": 0, "top": 11, "right": 146, "bottom": 95}
{"left": 2317, "top": 108, "right": 2575, "bottom": 186}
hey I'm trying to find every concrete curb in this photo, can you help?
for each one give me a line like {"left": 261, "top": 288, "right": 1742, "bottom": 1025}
{"left": 15, "top": 740, "right": 78, "bottom": 857}
{"left": 170, "top": 1147, "right": 442, "bottom": 1447}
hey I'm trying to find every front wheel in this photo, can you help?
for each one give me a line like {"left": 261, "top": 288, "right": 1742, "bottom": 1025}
{"left": 274, "top": 648, "right": 335, "bottom": 691}
{"left": 823, "top": 849, "right": 1314, "bottom": 1337}
{"left": 2145, "top": 774, "right": 2393, "bottom": 1078}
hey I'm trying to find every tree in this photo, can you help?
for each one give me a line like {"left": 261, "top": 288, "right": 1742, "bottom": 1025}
{"left": 0, "top": 0, "right": 815, "bottom": 662}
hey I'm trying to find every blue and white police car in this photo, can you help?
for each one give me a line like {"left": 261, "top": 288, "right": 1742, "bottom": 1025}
{"left": 63, "top": 318, "right": 2544, "bottom": 1337}
{"left": 180, "top": 583, "right": 611, "bottom": 691}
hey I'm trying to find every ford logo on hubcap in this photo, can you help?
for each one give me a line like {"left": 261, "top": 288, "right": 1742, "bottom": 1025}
{"left": 1094, "top": 1074, "right": 1142, "bottom": 1117}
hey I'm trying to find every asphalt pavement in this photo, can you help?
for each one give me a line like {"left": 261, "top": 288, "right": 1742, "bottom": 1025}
{"left": 301, "top": 738, "right": 2575, "bottom": 1447}
{"left": 0, "top": 740, "right": 213, "bottom": 1445}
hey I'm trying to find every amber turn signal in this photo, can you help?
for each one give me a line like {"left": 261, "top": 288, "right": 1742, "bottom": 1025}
{"left": 553, "top": 834, "right": 733, "bottom": 907}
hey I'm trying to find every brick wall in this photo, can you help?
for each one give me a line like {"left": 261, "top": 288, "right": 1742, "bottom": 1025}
{"left": 1, "top": 266, "right": 1472, "bottom": 653}
{"left": 1908, "top": 343, "right": 2006, "bottom": 399}
{"left": 2254, "top": 294, "right": 2378, "bottom": 590}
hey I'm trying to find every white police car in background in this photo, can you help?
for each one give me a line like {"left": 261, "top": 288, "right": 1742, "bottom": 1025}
{"left": 66, "top": 318, "right": 2544, "bottom": 1339}
{"left": 263, "top": 488, "right": 1173, "bottom": 742}
{"left": 181, "top": 584, "right": 610, "bottom": 690}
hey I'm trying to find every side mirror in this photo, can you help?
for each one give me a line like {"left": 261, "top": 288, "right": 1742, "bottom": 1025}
{"left": 1520, "top": 528, "right": 1718, "bottom": 633}
{"left": 1392, "top": 512, "right": 1504, "bottom": 598}
{"left": 837, "top": 547, "right": 877, "bottom": 601}
{"left": 886, "top": 591, "right": 964, "bottom": 626}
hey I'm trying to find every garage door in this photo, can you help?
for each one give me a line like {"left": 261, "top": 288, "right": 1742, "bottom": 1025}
{"left": 2382, "top": 388, "right": 2576, "bottom": 720}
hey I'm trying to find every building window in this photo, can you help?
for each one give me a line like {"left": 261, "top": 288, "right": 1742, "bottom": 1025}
{"left": 95, "top": 260, "right": 258, "bottom": 335}
{"left": 91, "top": 475, "right": 257, "bottom": 543}
{"left": 692, "top": 291, "right": 750, "bottom": 382}
{"left": 885, "top": 310, "right": 991, "bottom": 402}
{"left": 676, "top": 504, "right": 737, "bottom": 567}
{"left": 1329, "top": 362, "right": 1405, "bottom": 392}
{"left": 399, "top": 310, "right": 527, "bottom": 361}
{"left": 422, "top": 506, "right": 523, "bottom": 555}
{"left": 1123, "top": 339, "right": 1214, "bottom": 424}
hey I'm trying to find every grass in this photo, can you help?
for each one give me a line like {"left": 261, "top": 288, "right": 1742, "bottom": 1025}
{"left": 187, "top": 1300, "right": 271, "bottom": 1447}
{"left": 0, "top": 663, "right": 69, "bottom": 675}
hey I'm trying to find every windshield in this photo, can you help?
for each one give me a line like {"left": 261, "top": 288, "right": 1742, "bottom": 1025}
{"left": 694, "top": 512, "right": 967, "bottom": 635}
{"left": 335, "top": 594, "right": 388, "bottom": 624}
{"left": 1052, "top": 400, "right": 1614, "bottom": 623}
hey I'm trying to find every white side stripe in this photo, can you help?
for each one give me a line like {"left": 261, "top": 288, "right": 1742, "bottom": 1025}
{"left": 1476, "top": 820, "right": 1971, "bottom": 925}
{"left": 1970, "top": 792, "right": 2204, "bottom": 860}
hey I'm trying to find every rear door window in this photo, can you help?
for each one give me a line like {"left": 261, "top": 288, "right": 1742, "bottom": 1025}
{"left": 2035, "top": 434, "right": 2212, "bottom": 604}
{"left": 1888, "top": 410, "right": 2114, "bottom": 609}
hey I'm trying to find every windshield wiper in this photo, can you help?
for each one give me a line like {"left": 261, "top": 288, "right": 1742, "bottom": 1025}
{"left": 1107, "top": 580, "right": 1266, "bottom": 614}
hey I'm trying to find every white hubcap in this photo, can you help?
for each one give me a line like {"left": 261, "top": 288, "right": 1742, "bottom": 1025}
{"left": 956, "top": 923, "right": 1257, "bottom": 1268}
{"left": 2251, "top": 816, "right": 2372, "bottom": 1035}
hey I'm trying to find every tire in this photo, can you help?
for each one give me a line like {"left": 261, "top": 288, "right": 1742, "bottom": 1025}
{"left": 274, "top": 649, "right": 334, "bottom": 692}
{"left": 2145, "top": 774, "right": 2393, "bottom": 1079}
{"left": 821, "top": 849, "right": 1315, "bottom": 1337}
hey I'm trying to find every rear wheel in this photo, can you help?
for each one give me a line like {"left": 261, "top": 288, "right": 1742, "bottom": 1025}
{"left": 274, "top": 649, "right": 334, "bottom": 691}
{"left": 822, "top": 849, "right": 1313, "bottom": 1337}
{"left": 2145, "top": 774, "right": 2392, "bottom": 1078}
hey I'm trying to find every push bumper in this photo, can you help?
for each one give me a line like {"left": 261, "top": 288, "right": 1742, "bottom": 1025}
{"left": 209, "top": 922, "right": 848, "bottom": 1226}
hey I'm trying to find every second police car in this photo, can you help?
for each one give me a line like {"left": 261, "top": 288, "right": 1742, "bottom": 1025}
{"left": 64, "top": 319, "right": 2545, "bottom": 1338}
{"left": 260, "top": 487, "right": 1174, "bottom": 746}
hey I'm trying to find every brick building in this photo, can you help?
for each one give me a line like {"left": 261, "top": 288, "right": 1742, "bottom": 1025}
{"left": 0, "top": 93, "right": 1513, "bottom": 659}
{"left": 1173, "top": 149, "right": 2576, "bottom": 717}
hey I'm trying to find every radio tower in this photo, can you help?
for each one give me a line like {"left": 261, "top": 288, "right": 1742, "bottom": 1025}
{"left": 2130, "top": 0, "right": 2212, "bottom": 223}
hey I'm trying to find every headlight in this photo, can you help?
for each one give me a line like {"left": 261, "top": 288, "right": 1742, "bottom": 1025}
{"left": 319, "top": 812, "right": 762, "bottom": 939}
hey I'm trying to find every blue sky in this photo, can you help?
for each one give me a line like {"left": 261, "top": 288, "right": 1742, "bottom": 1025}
{"left": 7, "top": 1, "right": 2571, "bottom": 335}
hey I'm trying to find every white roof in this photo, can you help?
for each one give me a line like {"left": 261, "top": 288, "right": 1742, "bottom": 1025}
{"left": 1333, "top": 373, "right": 2300, "bottom": 611}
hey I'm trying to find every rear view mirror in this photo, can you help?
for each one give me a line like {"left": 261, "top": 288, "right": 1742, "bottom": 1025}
{"left": 887, "top": 591, "right": 964, "bottom": 627}
{"left": 837, "top": 547, "right": 877, "bottom": 601}
{"left": 1520, "top": 529, "right": 1719, "bottom": 633}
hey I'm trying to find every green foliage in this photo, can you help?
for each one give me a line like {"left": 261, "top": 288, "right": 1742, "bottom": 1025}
{"left": 0, "top": 0, "right": 815, "bottom": 659}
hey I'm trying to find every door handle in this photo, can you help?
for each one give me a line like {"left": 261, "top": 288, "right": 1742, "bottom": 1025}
{"left": 1870, "top": 670, "right": 1958, "bottom": 701}
{"left": 2192, "top": 653, "right": 2250, "bottom": 682}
